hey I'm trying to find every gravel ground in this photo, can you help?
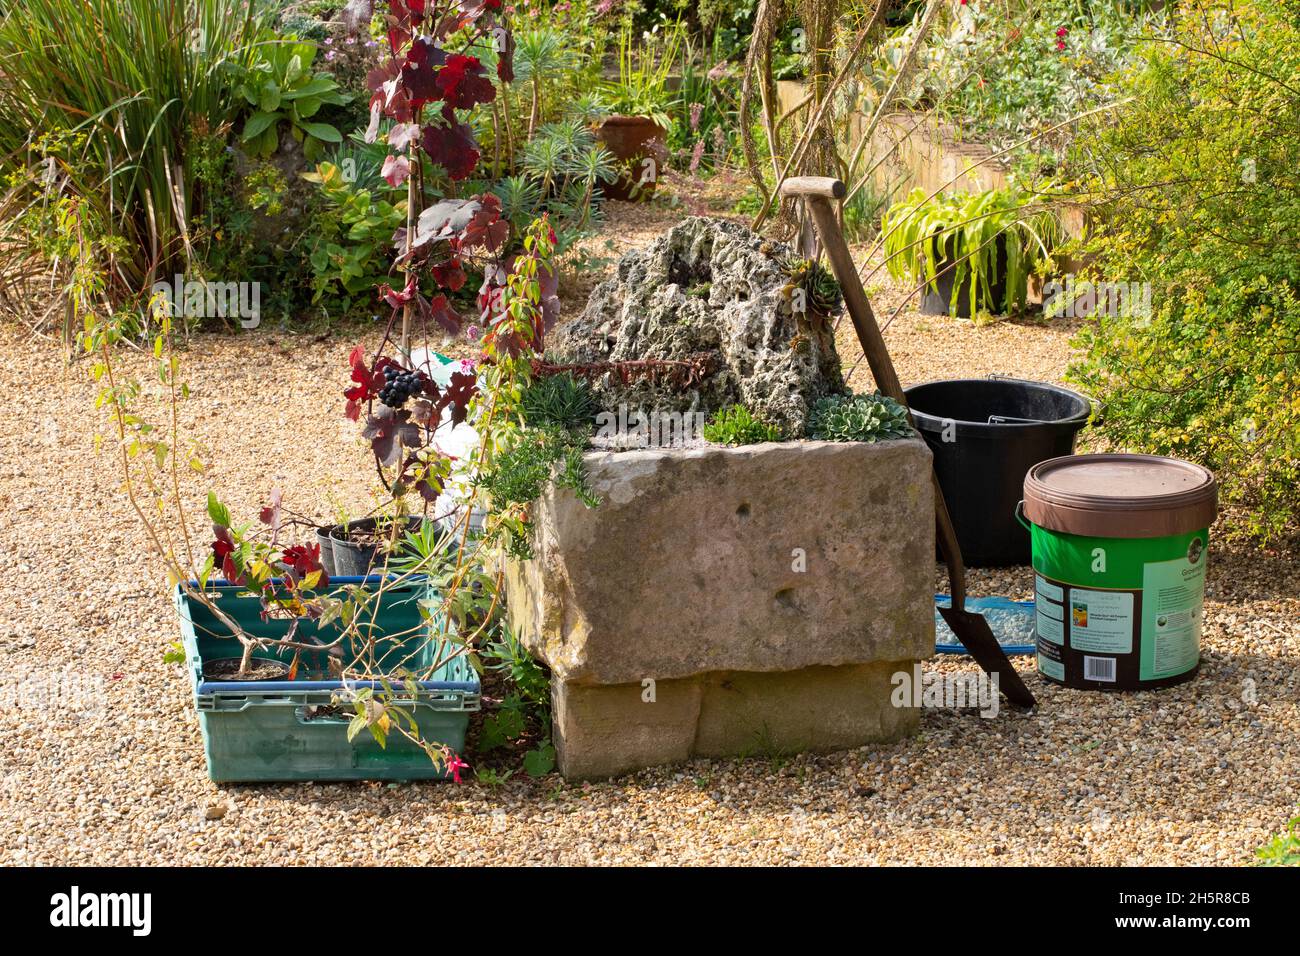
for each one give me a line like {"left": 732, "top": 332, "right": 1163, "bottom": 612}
{"left": 1, "top": 188, "right": 1296, "bottom": 866}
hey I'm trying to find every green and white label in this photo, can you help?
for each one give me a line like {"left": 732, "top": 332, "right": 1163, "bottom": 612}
{"left": 1140, "top": 539, "right": 1206, "bottom": 680}
{"left": 1038, "top": 653, "right": 1065, "bottom": 682}
{"left": 1068, "top": 588, "right": 1134, "bottom": 654}
{"left": 1031, "top": 525, "right": 1208, "bottom": 688}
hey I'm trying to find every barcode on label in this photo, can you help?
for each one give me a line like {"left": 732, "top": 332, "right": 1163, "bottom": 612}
{"left": 1084, "top": 655, "right": 1116, "bottom": 682}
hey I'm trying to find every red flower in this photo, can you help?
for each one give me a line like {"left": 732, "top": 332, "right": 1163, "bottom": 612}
{"left": 1056, "top": 39, "right": 1066, "bottom": 50}
{"left": 1056, "top": 27, "right": 1069, "bottom": 37}
{"left": 446, "top": 753, "right": 469, "bottom": 783}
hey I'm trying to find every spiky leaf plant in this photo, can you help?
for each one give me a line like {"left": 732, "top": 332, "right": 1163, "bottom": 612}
{"left": 519, "top": 372, "right": 598, "bottom": 432}
{"left": 782, "top": 256, "right": 843, "bottom": 319}
{"left": 703, "top": 404, "right": 784, "bottom": 445}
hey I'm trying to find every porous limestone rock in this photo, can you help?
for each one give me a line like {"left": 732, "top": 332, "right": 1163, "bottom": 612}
{"left": 547, "top": 216, "right": 844, "bottom": 437}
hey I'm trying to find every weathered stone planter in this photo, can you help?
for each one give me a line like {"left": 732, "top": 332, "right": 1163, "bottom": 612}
{"left": 504, "top": 437, "right": 936, "bottom": 779}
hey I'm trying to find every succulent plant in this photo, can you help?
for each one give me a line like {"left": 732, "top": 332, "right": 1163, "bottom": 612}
{"left": 781, "top": 256, "right": 843, "bottom": 320}
{"left": 807, "top": 393, "right": 914, "bottom": 443}
{"left": 703, "top": 404, "right": 784, "bottom": 445}
{"left": 519, "top": 372, "right": 599, "bottom": 432}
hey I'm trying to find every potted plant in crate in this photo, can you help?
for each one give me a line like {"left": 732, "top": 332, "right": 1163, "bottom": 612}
{"left": 83, "top": 0, "right": 578, "bottom": 783}
{"left": 595, "top": 24, "right": 679, "bottom": 200}
{"left": 881, "top": 187, "right": 1062, "bottom": 318}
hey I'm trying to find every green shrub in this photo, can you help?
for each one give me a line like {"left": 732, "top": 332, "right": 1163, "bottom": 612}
{"left": 0, "top": 0, "right": 274, "bottom": 299}
{"left": 876, "top": 0, "right": 1158, "bottom": 151}
{"left": 807, "top": 393, "right": 914, "bottom": 443}
{"left": 189, "top": 134, "right": 320, "bottom": 325}
{"left": 1067, "top": 0, "right": 1300, "bottom": 543}
{"left": 476, "top": 426, "right": 598, "bottom": 559}
{"left": 235, "top": 37, "right": 347, "bottom": 161}
{"left": 1256, "top": 810, "right": 1300, "bottom": 866}
{"left": 303, "top": 159, "right": 406, "bottom": 313}
{"left": 519, "top": 373, "right": 598, "bottom": 431}
{"left": 703, "top": 404, "right": 783, "bottom": 445}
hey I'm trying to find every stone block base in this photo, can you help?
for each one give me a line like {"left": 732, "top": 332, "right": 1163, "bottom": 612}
{"left": 552, "top": 660, "right": 918, "bottom": 780}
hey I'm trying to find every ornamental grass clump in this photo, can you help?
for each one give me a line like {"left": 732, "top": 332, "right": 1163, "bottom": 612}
{"left": 808, "top": 393, "right": 914, "bottom": 443}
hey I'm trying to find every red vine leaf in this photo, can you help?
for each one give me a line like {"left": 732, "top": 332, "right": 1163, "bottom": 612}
{"left": 436, "top": 54, "right": 496, "bottom": 110}
{"left": 281, "top": 543, "right": 329, "bottom": 590}
{"left": 401, "top": 36, "right": 447, "bottom": 105}
{"left": 420, "top": 115, "right": 480, "bottom": 180}
{"left": 387, "top": 121, "right": 422, "bottom": 150}
{"left": 363, "top": 407, "right": 421, "bottom": 466}
{"left": 431, "top": 257, "right": 467, "bottom": 291}
{"left": 381, "top": 154, "right": 411, "bottom": 187}
{"left": 420, "top": 292, "right": 463, "bottom": 335}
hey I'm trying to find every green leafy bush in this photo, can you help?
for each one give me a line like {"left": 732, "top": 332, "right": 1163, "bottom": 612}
{"left": 1256, "top": 809, "right": 1300, "bottom": 866}
{"left": 881, "top": 187, "right": 1062, "bottom": 316}
{"left": 236, "top": 37, "right": 347, "bottom": 160}
{"left": 1067, "top": 0, "right": 1300, "bottom": 543}
{"left": 519, "top": 373, "right": 598, "bottom": 431}
{"left": 0, "top": 0, "right": 274, "bottom": 298}
{"left": 189, "top": 134, "right": 320, "bottom": 325}
{"left": 808, "top": 393, "right": 914, "bottom": 443}
{"left": 476, "top": 426, "right": 599, "bottom": 559}
{"left": 303, "top": 159, "right": 406, "bottom": 311}
{"left": 703, "top": 404, "right": 783, "bottom": 445}
{"left": 874, "top": 0, "right": 1159, "bottom": 152}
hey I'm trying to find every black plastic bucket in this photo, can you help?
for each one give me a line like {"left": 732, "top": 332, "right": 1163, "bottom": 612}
{"left": 903, "top": 377, "right": 1091, "bottom": 566}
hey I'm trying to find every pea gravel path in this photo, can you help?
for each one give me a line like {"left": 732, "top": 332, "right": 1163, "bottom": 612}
{"left": 1, "top": 195, "right": 1297, "bottom": 866}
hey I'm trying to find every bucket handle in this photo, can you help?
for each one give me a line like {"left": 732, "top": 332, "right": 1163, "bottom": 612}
{"left": 1014, "top": 499, "right": 1032, "bottom": 532}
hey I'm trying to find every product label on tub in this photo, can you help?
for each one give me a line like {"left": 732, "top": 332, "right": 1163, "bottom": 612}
{"left": 1140, "top": 538, "right": 1206, "bottom": 680}
{"left": 1066, "top": 588, "right": 1134, "bottom": 654}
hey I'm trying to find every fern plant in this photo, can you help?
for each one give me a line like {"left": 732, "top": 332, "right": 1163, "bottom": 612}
{"left": 807, "top": 393, "right": 914, "bottom": 443}
{"left": 881, "top": 187, "right": 1062, "bottom": 316}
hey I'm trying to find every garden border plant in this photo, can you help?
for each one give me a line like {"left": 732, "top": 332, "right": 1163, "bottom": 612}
{"left": 79, "top": 0, "right": 608, "bottom": 778}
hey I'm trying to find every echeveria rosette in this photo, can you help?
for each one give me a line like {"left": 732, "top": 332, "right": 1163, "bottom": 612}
{"left": 807, "top": 393, "right": 915, "bottom": 443}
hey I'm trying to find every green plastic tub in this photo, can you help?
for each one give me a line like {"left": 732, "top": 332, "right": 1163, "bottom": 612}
{"left": 1020, "top": 454, "right": 1217, "bottom": 691}
{"left": 176, "top": 576, "right": 480, "bottom": 782}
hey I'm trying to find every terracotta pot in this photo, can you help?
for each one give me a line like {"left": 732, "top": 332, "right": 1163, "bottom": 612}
{"left": 594, "top": 115, "right": 668, "bottom": 201}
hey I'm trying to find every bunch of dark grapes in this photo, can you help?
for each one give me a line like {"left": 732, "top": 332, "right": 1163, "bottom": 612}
{"left": 378, "top": 365, "right": 426, "bottom": 408}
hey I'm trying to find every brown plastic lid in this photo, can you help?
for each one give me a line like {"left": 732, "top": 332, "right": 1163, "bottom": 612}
{"left": 1023, "top": 454, "right": 1217, "bottom": 539}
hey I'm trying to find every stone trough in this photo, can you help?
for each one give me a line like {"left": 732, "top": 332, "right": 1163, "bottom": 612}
{"left": 504, "top": 438, "right": 935, "bottom": 779}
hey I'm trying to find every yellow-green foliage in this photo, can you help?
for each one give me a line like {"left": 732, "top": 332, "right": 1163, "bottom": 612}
{"left": 1067, "top": 0, "right": 1300, "bottom": 543}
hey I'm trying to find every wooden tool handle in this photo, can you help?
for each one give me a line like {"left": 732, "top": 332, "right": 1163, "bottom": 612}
{"left": 778, "top": 176, "right": 848, "bottom": 200}
{"left": 798, "top": 193, "right": 968, "bottom": 607}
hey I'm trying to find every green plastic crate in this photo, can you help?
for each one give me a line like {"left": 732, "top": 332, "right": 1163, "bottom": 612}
{"left": 175, "top": 576, "right": 480, "bottom": 783}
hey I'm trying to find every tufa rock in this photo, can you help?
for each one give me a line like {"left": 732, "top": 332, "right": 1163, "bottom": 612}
{"left": 548, "top": 216, "right": 845, "bottom": 437}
